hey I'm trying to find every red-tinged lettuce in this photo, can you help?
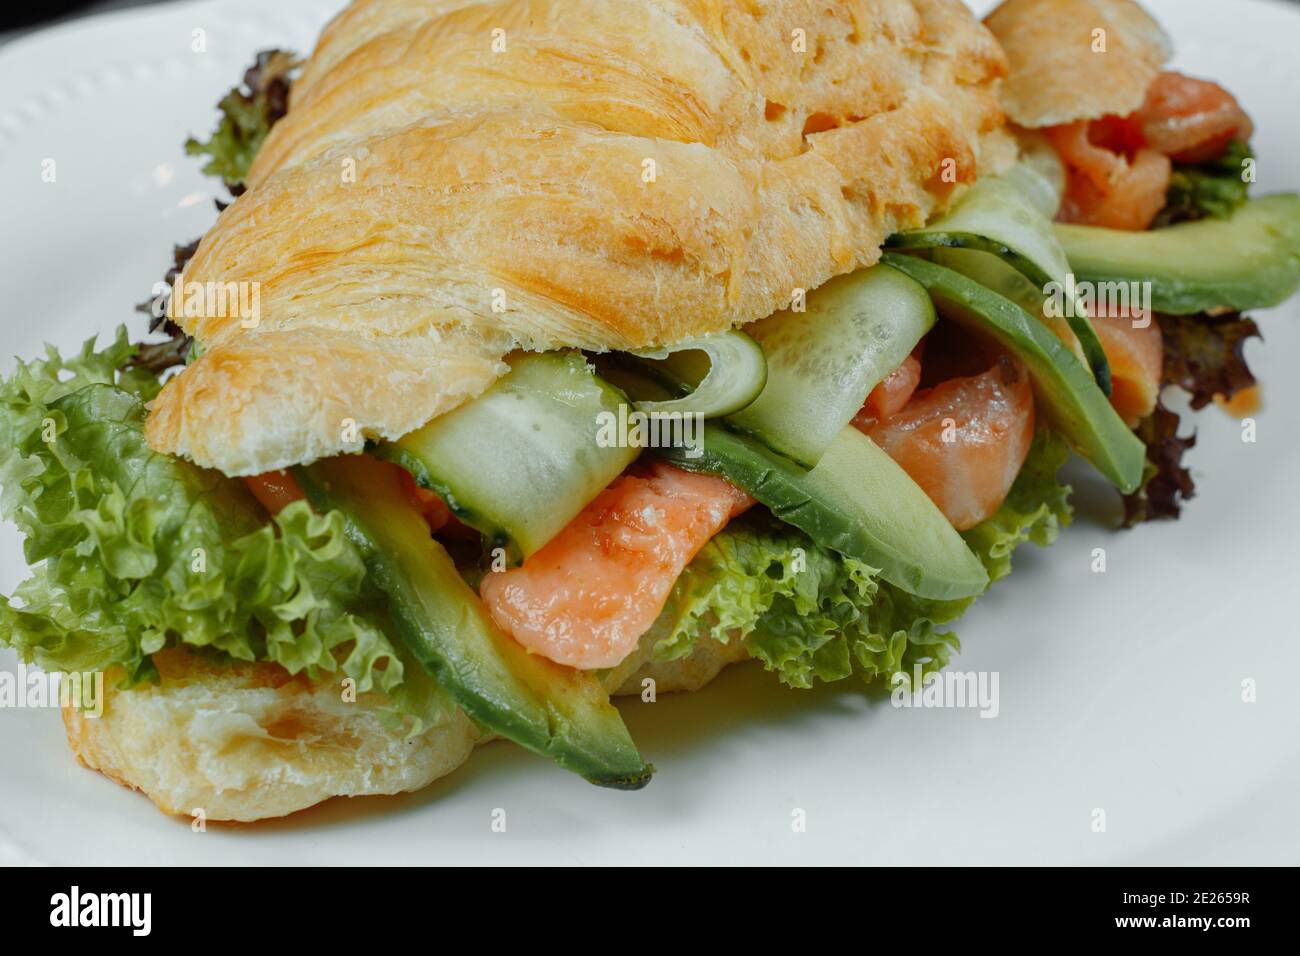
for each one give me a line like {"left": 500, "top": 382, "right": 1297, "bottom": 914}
{"left": 1158, "top": 311, "right": 1260, "bottom": 410}
{"left": 146, "top": 51, "right": 301, "bottom": 374}
{"left": 132, "top": 238, "right": 202, "bottom": 376}
{"left": 0, "top": 330, "right": 447, "bottom": 729}
{"left": 1121, "top": 311, "right": 1259, "bottom": 525}
{"left": 1122, "top": 401, "right": 1197, "bottom": 527}
{"left": 184, "top": 50, "right": 297, "bottom": 193}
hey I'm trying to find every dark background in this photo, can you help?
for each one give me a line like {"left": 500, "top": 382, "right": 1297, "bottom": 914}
{"left": 2, "top": 1, "right": 101, "bottom": 33}
{"left": 0, "top": 1, "right": 193, "bottom": 42}
{"left": 3, "top": 0, "right": 1300, "bottom": 46}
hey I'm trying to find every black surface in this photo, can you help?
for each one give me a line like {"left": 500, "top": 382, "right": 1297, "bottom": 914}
{"left": 0, "top": 3, "right": 97, "bottom": 30}
{"left": 3, "top": 0, "right": 1299, "bottom": 43}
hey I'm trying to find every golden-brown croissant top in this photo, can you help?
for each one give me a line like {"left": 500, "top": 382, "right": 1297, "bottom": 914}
{"left": 146, "top": 0, "right": 1015, "bottom": 477}
{"left": 985, "top": 0, "right": 1171, "bottom": 129}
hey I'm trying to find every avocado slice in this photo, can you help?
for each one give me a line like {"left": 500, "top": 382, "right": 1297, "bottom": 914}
{"left": 887, "top": 169, "right": 1113, "bottom": 394}
{"left": 297, "top": 454, "right": 653, "bottom": 790}
{"left": 1055, "top": 194, "right": 1300, "bottom": 315}
{"left": 657, "top": 423, "right": 989, "bottom": 602}
{"left": 882, "top": 252, "right": 1146, "bottom": 494}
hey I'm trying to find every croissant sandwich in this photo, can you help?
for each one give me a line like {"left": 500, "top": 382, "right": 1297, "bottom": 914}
{"left": 2, "top": 0, "right": 1298, "bottom": 821}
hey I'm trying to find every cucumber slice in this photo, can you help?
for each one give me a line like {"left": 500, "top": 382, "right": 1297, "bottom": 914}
{"left": 1055, "top": 194, "right": 1300, "bottom": 315}
{"left": 887, "top": 170, "right": 1113, "bottom": 394}
{"left": 298, "top": 454, "right": 653, "bottom": 789}
{"left": 657, "top": 423, "right": 988, "bottom": 601}
{"left": 883, "top": 252, "right": 1146, "bottom": 493}
{"left": 1007, "top": 132, "right": 1067, "bottom": 218}
{"left": 374, "top": 352, "right": 638, "bottom": 564}
{"left": 726, "top": 264, "right": 935, "bottom": 468}
{"left": 1000, "top": 163, "right": 1063, "bottom": 222}
{"left": 625, "top": 330, "right": 766, "bottom": 418}
{"left": 926, "top": 247, "right": 1090, "bottom": 365}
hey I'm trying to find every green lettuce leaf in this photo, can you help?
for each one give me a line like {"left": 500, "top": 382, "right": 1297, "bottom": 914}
{"left": 0, "top": 330, "right": 448, "bottom": 730}
{"left": 1154, "top": 140, "right": 1253, "bottom": 228}
{"left": 651, "top": 431, "right": 1073, "bottom": 689}
{"left": 961, "top": 430, "right": 1073, "bottom": 584}
{"left": 651, "top": 515, "right": 960, "bottom": 690}
{"left": 184, "top": 50, "right": 297, "bottom": 192}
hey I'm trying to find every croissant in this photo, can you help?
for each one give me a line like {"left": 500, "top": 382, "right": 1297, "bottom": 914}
{"left": 144, "top": 0, "right": 1015, "bottom": 476}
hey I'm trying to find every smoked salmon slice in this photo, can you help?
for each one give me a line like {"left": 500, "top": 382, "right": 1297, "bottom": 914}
{"left": 1048, "top": 71, "right": 1252, "bottom": 231}
{"left": 858, "top": 355, "right": 1035, "bottom": 531}
{"left": 243, "top": 470, "right": 306, "bottom": 515}
{"left": 1048, "top": 121, "right": 1171, "bottom": 230}
{"left": 1088, "top": 309, "right": 1164, "bottom": 427}
{"left": 480, "top": 462, "right": 753, "bottom": 669}
{"left": 1136, "top": 72, "right": 1253, "bottom": 164}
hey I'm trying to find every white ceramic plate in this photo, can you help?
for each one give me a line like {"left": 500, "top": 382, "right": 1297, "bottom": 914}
{"left": 2, "top": 0, "right": 1298, "bottom": 866}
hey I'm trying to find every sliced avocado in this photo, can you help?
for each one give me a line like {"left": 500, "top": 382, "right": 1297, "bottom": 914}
{"left": 882, "top": 252, "right": 1146, "bottom": 494}
{"left": 297, "top": 454, "right": 652, "bottom": 790}
{"left": 924, "top": 247, "right": 1090, "bottom": 365}
{"left": 887, "top": 169, "right": 1112, "bottom": 393}
{"left": 1055, "top": 194, "right": 1300, "bottom": 314}
{"left": 657, "top": 423, "right": 989, "bottom": 602}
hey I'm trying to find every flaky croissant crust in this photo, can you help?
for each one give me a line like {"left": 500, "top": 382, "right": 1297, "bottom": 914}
{"left": 146, "top": 0, "right": 1015, "bottom": 476}
{"left": 985, "top": 0, "right": 1171, "bottom": 129}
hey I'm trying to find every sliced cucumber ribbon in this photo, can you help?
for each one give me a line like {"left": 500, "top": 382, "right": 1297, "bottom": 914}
{"left": 297, "top": 454, "right": 652, "bottom": 789}
{"left": 624, "top": 330, "right": 767, "bottom": 418}
{"left": 374, "top": 352, "right": 639, "bottom": 565}
{"left": 377, "top": 336, "right": 760, "bottom": 564}
{"left": 1008, "top": 131, "right": 1067, "bottom": 219}
{"left": 886, "top": 165, "right": 1113, "bottom": 396}
{"left": 725, "top": 264, "right": 936, "bottom": 469}
{"left": 1000, "top": 162, "right": 1064, "bottom": 222}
